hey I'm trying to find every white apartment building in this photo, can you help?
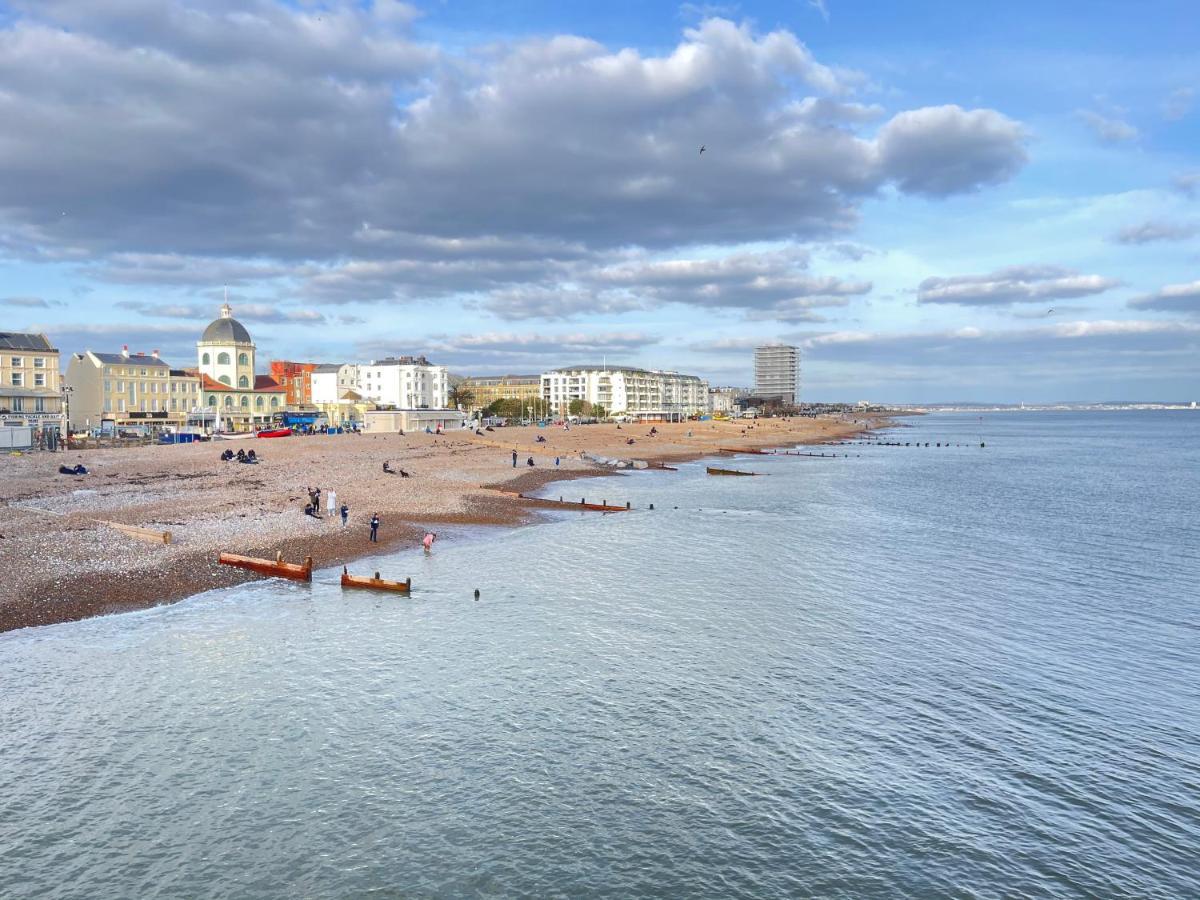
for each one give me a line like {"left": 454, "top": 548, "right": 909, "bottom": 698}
{"left": 541, "top": 366, "right": 709, "bottom": 420}
{"left": 753, "top": 344, "right": 800, "bottom": 404}
{"left": 356, "top": 356, "right": 448, "bottom": 409}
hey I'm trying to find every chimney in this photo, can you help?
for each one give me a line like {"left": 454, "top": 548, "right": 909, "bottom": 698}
{"left": 121, "top": 345, "right": 129, "bottom": 359}
{"left": 152, "top": 349, "right": 159, "bottom": 359}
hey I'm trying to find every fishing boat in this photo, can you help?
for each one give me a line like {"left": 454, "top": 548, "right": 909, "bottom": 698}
{"left": 340, "top": 566, "right": 411, "bottom": 594}
{"left": 706, "top": 466, "right": 761, "bottom": 476}
{"left": 218, "top": 551, "right": 313, "bottom": 582}
{"left": 256, "top": 427, "right": 292, "bottom": 438}
{"left": 213, "top": 431, "right": 256, "bottom": 441}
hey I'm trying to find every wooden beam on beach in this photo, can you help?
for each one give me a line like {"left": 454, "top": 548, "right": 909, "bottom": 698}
{"left": 100, "top": 521, "right": 173, "bottom": 545}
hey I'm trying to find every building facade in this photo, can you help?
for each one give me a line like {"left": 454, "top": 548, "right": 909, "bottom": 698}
{"left": 195, "top": 304, "right": 287, "bottom": 430}
{"left": 541, "top": 366, "right": 709, "bottom": 420}
{"left": 461, "top": 375, "right": 541, "bottom": 411}
{"left": 753, "top": 345, "right": 800, "bottom": 405}
{"left": 65, "top": 347, "right": 201, "bottom": 430}
{"left": 1, "top": 332, "right": 63, "bottom": 429}
{"left": 311, "top": 364, "right": 369, "bottom": 426}
{"left": 357, "top": 356, "right": 448, "bottom": 409}
{"left": 709, "top": 386, "right": 747, "bottom": 415}
{"left": 269, "top": 360, "right": 318, "bottom": 406}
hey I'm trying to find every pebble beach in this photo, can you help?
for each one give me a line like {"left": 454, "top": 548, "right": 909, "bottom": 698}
{"left": 0, "top": 415, "right": 878, "bottom": 632}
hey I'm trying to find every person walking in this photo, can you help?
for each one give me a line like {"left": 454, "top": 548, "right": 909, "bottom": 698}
{"left": 511, "top": 449, "right": 517, "bottom": 468}
{"left": 369, "top": 513, "right": 379, "bottom": 542}
{"left": 327, "top": 488, "right": 337, "bottom": 518}
{"left": 340, "top": 503, "right": 349, "bottom": 528}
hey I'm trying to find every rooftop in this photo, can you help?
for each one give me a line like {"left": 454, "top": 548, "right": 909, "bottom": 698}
{"left": 91, "top": 351, "right": 169, "bottom": 367}
{"left": 0, "top": 332, "right": 56, "bottom": 352}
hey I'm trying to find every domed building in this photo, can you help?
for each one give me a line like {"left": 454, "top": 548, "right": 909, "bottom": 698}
{"left": 196, "top": 303, "right": 286, "bottom": 430}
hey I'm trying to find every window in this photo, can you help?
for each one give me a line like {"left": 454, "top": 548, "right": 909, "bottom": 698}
{"left": 104, "top": 380, "right": 111, "bottom": 393}
{"left": 10, "top": 397, "right": 23, "bottom": 412}
{"left": 10, "top": 373, "right": 21, "bottom": 386}
{"left": 255, "top": 396, "right": 264, "bottom": 409}
{"left": 118, "top": 399, "right": 126, "bottom": 412}
{"left": 270, "top": 397, "right": 279, "bottom": 408}
{"left": 10, "top": 357, "right": 22, "bottom": 367}
{"left": 240, "top": 396, "right": 249, "bottom": 408}
{"left": 238, "top": 353, "right": 248, "bottom": 365}
{"left": 207, "top": 395, "right": 217, "bottom": 407}
{"left": 150, "top": 382, "right": 157, "bottom": 393}
{"left": 238, "top": 375, "right": 249, "bottom": 388}
{"left": 116, "top": 381, "right": 124, "bottom": 392}
{"left": 33, "top": 358, "right": 45, "bottom": 368}
{"left": 34, "top": 373, "right": 45, "bottom": 387}
{"left": 104, "top": 399, "right": 112, "bottom": 413}
{"left": 224, "top": 396, "right": 233, "bottom": 408}
{"left": 219, "top": 375, "right": 231, "bottom": 386}
{"left": 202, "top": 353, "right": 210, "bottom": 365}
{"left": 217, "top": 352, "right": 230, "bottom": 365}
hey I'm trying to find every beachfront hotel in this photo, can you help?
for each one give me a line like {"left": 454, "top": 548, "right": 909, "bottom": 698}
{"left": 65, "top": 347, "right": 201, "bottom": 432}
{"left": 357, "top": 356, "right": 449, "bottom": 409}
{"left": 753, "top": 344, "right": 801, "bottom": 405}
{"left": 541, "top": 365, "right": 709, "bottom": 420}
{"left": 1, "top": 332, "right": 64, "bottom": 432}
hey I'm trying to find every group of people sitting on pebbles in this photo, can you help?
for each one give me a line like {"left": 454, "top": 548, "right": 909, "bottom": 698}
{"left": 219, "top": 447, "right": 258, "bottom": 464}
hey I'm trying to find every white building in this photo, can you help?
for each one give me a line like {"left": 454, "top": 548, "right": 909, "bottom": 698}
{"left": 753, "top": 344, "right": 800, "bottom": 404}
{"left": 709, "top": 386, "right": 746, "bottom": 415}
{"left": 357, "top": 356, "right": 448, "bottom": 409}
{"left": 311, "top": 364, "right": 360, "bottom": 405}
{"left": 541, "top": 366, "right": 709, "bottom": 420}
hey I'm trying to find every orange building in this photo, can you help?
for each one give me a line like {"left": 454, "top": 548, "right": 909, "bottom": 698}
{"left": 269, "top": 360, "right": 318, "bottom": 406}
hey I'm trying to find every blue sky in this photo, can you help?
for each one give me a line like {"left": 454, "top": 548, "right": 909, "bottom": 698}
{"left": 1, "top": 0, "right": 1197, "bottom": 401}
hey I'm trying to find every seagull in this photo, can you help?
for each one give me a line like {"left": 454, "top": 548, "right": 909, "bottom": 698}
{"left": 1046, "top": 308, "right": 1055, "bottom": 316}
{"left": 699, "top": 145, "right": 706, "bottom": 156}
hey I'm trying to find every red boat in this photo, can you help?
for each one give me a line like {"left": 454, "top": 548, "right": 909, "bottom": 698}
{"left": 256, "top": 428, "right": 292, "bottom": 438}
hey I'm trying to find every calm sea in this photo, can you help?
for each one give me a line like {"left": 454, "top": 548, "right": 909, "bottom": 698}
{"left": 2, "top": 411, "right": 1198, "bottom": 899}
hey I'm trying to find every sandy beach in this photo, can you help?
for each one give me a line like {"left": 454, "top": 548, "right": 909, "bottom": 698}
{"left": 0, "top": 414, "right": 883, "bottom": 632}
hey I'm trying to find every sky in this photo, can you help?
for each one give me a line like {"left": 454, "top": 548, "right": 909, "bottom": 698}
{"left": 0, "top": 0, "right": 1197, "bottom": 402}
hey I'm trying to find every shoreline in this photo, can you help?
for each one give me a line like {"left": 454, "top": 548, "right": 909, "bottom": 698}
{"left": 0, "top": 415, "right": 888, "bottom": 633}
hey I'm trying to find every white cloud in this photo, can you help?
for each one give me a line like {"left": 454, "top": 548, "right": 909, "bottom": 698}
{"left": 1162, "top": 87, "right": 1195, "bottom": 121}
{"left": 1111, "top": 220, "right": 1198, "bottom": 245}
{"left": 917, "top": 265, "right": 1120, "bottom": 306}
{"left": 1076, "top": 110, "right": 1138, "bottom": 143}
{"left": 1128, "top": 280, "right": 1200, "bottom": 315}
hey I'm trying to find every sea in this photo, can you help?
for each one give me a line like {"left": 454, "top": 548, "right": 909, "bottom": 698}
{"left": 2, "top": 411, "right": 1198, "bottom": 899}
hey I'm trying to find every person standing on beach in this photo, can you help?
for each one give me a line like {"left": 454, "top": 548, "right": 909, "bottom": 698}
{"left": 327, "top": 488, "right": 337, "bottom": 518}
{"left": 511, "top": 449, "right": 517, "bottom": 468}
{"left": 369, "top": 513, "right": 379, "bottom": 542}
{"left": 340, "top": 503, "right": 349, "bottom": 527}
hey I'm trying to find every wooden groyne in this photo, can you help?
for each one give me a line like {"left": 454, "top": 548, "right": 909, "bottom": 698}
{"left": 706, "top": 466, "right": 762, "bottom": 477}
{"left": 341, "top": 567, "right": 411, "bottom": 594}
{"left": 218, "top": 551, "right": 314, "bottom": 582}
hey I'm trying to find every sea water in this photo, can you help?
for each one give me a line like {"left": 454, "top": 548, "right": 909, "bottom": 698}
{"left": 1, "top": 411, "right": 1198, "bottom": 898}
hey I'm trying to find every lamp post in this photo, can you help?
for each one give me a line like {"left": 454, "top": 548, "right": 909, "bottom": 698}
{"left": 61, "top": 385, "right": 73, "bottom": 450}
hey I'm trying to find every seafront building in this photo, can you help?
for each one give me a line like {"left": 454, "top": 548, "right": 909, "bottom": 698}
{"left": 1, "top": 332, "right": 64, "bottom": 432}
{"left": 194, "top": 304, "right": 287, "bottom": 430}
{"left": 65, "top": 347, "right": 201, "bottom": 431}
{"left": 311, "top": 363, "right": 369, "bottom": 427}
{"left": 541, "top": 365, "right": 709, "bottom": 420}
{"left": 461, "top": 374, "right": 541, "bottom": 411}
{"left": 357, "top": 356, "right": 449, "bottom": 409}
{"left": 753, "top": 344, "right": 801, "bottom": 405}
{"left": 269, "top": 360, "right": 318, "bottom": 406}
{"left": 709, "top": 386, "right": 747, "bottom": 416}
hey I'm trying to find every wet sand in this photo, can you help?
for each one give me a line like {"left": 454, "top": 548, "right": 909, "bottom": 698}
{"left": 0, "top": 415, "right": 884, "bottom": 632}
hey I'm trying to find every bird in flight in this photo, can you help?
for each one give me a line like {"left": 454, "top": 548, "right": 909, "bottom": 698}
{"left": 699, "top": 145, "right": 706, "bottom": 155}
{"left": 1046, "top": 308, "right": 1055, "bottom": 316}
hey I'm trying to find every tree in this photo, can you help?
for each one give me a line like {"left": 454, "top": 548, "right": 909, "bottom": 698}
{"left": 568, "top": 398, "right": 589, "bottom": 416}
{"left": 447, "top": 384, "right": 475, "bottom": 411}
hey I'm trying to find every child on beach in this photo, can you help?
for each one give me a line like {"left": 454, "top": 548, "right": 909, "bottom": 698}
{"left": 422, "top": 532, "right": 436, "bottom": 552}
